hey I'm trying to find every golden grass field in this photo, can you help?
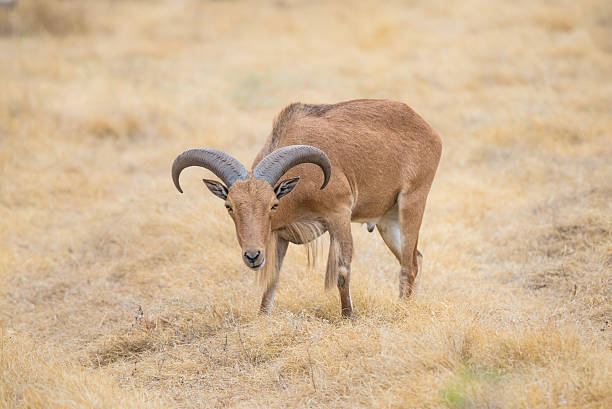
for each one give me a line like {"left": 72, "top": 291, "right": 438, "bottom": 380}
{"left": 1, "top": 0, "right": 611, "bottom": 407}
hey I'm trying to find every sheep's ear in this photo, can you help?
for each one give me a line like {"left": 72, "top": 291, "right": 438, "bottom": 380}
{"left": 202, "top": 179, "right": 228, "bottom": 200}
{"left": 274, "top": 177, "right": 300, "bottom": 199}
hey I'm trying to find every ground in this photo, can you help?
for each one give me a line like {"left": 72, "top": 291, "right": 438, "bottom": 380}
{"left": 1, "top": 0, "right": 611, "bottom": 408}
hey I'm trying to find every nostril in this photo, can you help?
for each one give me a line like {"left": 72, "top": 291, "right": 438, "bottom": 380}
{"left": 244, "top": 251, "right": 261, "bottom": 262}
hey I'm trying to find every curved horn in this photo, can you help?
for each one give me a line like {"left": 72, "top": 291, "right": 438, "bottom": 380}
{"left": 253, "top": 145, "right": 331, "bottom": 189}
{"left": 172, "top": 148, "right": 248, "bottom": 193}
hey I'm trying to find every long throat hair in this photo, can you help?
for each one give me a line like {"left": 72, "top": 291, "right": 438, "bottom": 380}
{"left": 283, "top": 221, "right": 326, "bottom": 270}
{"left": 258, "top": 230, "right": 278, "bottom": 287}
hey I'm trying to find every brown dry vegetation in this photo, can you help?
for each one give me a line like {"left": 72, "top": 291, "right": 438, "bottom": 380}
{"left": 1, "top": 0, "right": 611, "bottom": 408}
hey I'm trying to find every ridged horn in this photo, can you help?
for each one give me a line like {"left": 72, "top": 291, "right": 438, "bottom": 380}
{"left": 172, "top": 148, "right": 248, "bottom": 193}
{"left": 253, "top": 145, "right": 331, "bottom": 189}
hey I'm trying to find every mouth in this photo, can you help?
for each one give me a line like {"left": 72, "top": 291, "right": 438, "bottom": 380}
{"left": 247, "top": 258, "right": 265, "bottom": 270}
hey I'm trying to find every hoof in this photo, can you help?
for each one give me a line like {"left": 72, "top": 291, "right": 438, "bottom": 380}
{"left": 341, "top": 305, "right": 354, "bottom": 319}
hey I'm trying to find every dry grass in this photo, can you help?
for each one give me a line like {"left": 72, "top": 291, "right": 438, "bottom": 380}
{"left": 0, "top": 329, "right": 168, "bottom": 408}
{"left": 0, "top": 0, "right": 88, "bottom": 36}
{"left": 1, "top": 0, "right": 611, "bottom": 408}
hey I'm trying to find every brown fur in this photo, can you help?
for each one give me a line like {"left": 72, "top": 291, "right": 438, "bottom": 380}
{"left": 224, "top": 99, "right": 442, "bottom": 317}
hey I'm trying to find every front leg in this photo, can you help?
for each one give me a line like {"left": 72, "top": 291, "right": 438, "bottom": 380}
{"left": 260, "top": 234, "right": 289, "bottom": 314}
{"left": 326, "top": 216, "right": 354, "bottom": 318}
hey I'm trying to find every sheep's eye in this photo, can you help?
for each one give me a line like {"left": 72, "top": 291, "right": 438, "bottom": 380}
{"left": 225, "top": 204, "right": 233, "bottom": 213}
{"left": 271, "top": 203, "right": 278, "bottom": 211}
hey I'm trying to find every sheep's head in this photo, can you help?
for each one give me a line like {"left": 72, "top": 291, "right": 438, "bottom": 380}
{"left": 172, "top": 146, "right": 331, "bottom": 270}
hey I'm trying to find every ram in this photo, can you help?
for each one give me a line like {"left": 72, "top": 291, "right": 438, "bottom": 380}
{"left": 172, "top": 99, "right": 442, "bottom": 317}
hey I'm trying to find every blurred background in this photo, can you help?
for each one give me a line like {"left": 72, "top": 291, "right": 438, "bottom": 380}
{"left": 1, "top": 1, "right": 611, "bottom": 408}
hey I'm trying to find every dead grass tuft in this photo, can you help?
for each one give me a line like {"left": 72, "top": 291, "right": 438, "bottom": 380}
{"left": 92, "top": 331, "right": 157, "bottom": 367}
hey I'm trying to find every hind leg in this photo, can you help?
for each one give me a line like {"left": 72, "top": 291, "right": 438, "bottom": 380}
{"left": 377, "top": 192, "right": 427, "bottom": 298}
{"left": 397, "top": 189, "right": 428, "bottom": 299}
